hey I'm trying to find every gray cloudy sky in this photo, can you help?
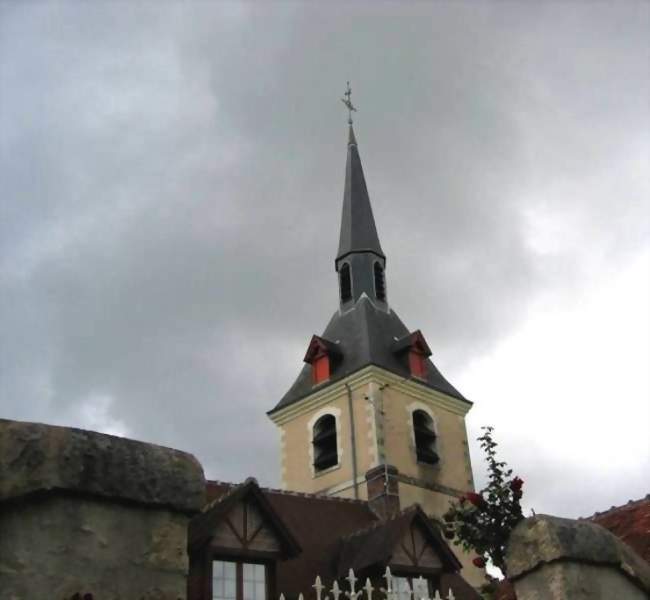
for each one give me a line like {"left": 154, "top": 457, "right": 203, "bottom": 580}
{"left": 1, "top": 2, "right": 648, "bottom": 519}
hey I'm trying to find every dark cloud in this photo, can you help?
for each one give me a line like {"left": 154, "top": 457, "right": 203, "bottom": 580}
{"left": 1, "top": 2, "right": 648, "bottom": 514}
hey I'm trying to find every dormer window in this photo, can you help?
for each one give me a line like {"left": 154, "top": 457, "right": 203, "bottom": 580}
{"left": 392, "top": 330, "right": 432, "bottom": 380}
{"left": 408, "top": 347, "right": 426, "bottom": 378}
{"left": 339, "top": 263, "right": 352, "bottom": 303}
{"left": 413, "top": 409, "right": 439, "bottom": 465}
{"left": 312, "top": 353, "right": 329, "bottom": 384}
{"left": 374, "top": 262, "right": 386, "bottom": 301}
{"left": 303, "top": 336, "right": 341, "bottom": 385}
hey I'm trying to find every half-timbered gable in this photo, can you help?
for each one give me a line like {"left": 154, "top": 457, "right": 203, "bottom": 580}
{"left": 188, "top": 478, "right": 301, "bottom": 600}
{"left": 337, "top": 505, "right": 460, "bottom": 579}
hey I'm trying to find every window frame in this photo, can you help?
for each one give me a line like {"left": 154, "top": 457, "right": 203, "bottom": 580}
{"left": 407, "top": 404, "right": 440, "bottom": 468}
{"left": 373, "top": 261, "right": 386, "bottom": 302}
{"left": 311, "top": 413, "right": 339, "bottom": 473}
{"left": 339, "top": 262, "right": 353, "bottom": 303}
{"left": 210, "top": 558, "right": 273, "bottom": 600}
{"left": 390, "top": 573, "right": 439, "bottom": 600}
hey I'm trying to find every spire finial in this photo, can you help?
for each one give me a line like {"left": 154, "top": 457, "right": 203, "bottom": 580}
{"left": 341, "top": 81, "right": 357, "bottom": 125}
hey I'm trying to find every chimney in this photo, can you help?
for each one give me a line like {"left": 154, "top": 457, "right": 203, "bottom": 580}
{"left": 365, "top": 464, "right": 400, "bottom": 520}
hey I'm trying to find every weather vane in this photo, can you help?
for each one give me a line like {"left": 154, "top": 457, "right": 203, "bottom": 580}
{"left": 341, "top": 81, "right": 357, "bottom": 125}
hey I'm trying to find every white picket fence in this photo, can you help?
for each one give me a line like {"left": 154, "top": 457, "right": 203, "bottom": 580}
{"left": 279, "top": 567, "right": 455, "bottom": 600}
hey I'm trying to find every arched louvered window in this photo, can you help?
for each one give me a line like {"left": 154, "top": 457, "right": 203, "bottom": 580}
{"left": 340, "top": 263, "right": 352, "bottom": 303}
{"left": 412, "top": 410, "right": 439, "bottom": 465}
{"left": 374, "top": 262, "right": 386, "bottom": 301}
{"left": 312, "top": 414, "right": 338, "bottom": 472}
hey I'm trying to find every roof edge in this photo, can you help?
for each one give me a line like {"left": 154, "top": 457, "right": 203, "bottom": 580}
{"left": 268, "top": 363, "right": 471, "bottom": 419}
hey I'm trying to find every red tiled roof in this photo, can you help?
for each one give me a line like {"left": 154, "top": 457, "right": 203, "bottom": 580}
{"left": 588, "top": 495, "right": 650, "bottom": 564}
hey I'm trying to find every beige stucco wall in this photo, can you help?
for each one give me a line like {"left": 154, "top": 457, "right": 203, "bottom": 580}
{"left": 272, "top": 367, "right": 474, "bottom": 499}
{"left": 277, "top": 379, "right": 376, "bottom": 496}
{"left": 379, "top": 385, "right": 474, "bottom": 492}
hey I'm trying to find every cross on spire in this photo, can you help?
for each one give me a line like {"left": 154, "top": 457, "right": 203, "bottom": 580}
{"left": 341, "top": 81, "right": 357, "bottom": 125}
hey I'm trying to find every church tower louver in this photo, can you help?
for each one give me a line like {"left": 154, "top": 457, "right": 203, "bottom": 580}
{"left": 268, "top": 117, "right": 482, "bottom": 586}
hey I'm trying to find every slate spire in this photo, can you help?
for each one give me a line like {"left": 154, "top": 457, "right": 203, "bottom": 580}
{"left": 336, "top": 125, "right": 385, "bottom": 265}
{"left": 335, "top": 125, "right": 387, "bottom": 308}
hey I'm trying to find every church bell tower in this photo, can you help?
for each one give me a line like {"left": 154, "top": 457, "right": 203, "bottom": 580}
{"left": 267, "top": 104, "right": 481, "bottom": 584}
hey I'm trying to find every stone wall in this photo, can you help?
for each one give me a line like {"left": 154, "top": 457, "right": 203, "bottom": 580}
{"left": 0, "top": 418, "right": 206, "bottom": 600}
{"left": 505, "top": 514, "right": 650, "bottom": 600}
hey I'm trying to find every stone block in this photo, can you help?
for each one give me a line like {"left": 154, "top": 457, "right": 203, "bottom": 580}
{"left": 0, "top": 418, "right": 208, "bottom": 599}
{"left": 0, "top": 418, "right": 205, "bottom": 513}
{"left": 505, "top": 514, "right": 650, "bottom": 599}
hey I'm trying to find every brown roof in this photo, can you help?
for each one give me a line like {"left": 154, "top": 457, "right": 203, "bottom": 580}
{"left": 206, "top": 480, "right": 379, "bottom": 597}
{"left": 588, "top": 495, "right": 650, "bottom": 564}
{"left": 204, "top": 480, "right": 480, "bottom": 600}
{"left": 337, "top": 505, "right": 461, "bottom": 576}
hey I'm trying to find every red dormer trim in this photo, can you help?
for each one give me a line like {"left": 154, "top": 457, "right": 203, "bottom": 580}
{"left": 304, "top": 335, "right": 341, "bottom": 385}
{"left": 312, "top": 353, "right": 330, "bottom": 384}
{"left": 408, "top": 350, "right": 426, "bottom": 379}
{"left": 392, "top": 330, "right": 432, "bottom": 380}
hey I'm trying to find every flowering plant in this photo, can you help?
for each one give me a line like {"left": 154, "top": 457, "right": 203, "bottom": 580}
{"left": 442, "top": 426, "right": 524, "bottom": 575}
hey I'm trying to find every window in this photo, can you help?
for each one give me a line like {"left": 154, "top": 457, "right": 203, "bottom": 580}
{"left": 212, "top": 561, "right": 267, "bottom": 600}
{"left": 340, "top": 263, "right": 352, "bottom": 303}
{"left": 312, "top": 414, "right": 338, "bottom": 472}
{"left": 213, "top": 561, "right": 237, "bottom": 600}
{"left": 243, "top": 563, "right": 267, "bottom": 600}
{"left": 412, "top": 410, "right": 439, "bottom": 465}
{"left": 374, "top": 262, "right": 386, "bottom": 301}
{"left": 391, "top": 575, "right": 434, "bottom": 600}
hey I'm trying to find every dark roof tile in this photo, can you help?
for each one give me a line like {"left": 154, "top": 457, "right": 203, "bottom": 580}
{"left": 336, "top": 125, "right": 384, "bottom": 264}
{"left": 269, "top": 297, "right": 468, "bottom": 414}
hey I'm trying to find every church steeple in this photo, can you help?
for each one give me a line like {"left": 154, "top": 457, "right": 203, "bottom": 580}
{"left": 335, "top": 125, "right": 387, "bottom": 308}
{"left": 269, "top": 91, "right": 480, "bottom": 585}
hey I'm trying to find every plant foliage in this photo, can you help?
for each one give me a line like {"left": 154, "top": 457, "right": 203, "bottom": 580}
{"left": 442, "top": 426, "right": 524, "bottom": 575}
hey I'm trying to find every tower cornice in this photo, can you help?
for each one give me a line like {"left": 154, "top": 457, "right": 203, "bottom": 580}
{"left": 268, "top": 364, "right": 472, "bottom": 426}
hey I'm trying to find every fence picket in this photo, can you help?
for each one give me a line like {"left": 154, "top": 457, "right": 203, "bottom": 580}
{"left": 363, "top": 577, "right": 374, "bottom": 600}
{"left": 332, "top": 579, "right": 342, "bottom": 600}
{"left": 313, "top": 576, "right": 325, "bottom": 600}
{"left": 280, "top": 567, "right": 454, "bottom": 600}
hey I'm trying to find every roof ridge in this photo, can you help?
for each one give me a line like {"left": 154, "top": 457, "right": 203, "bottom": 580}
{"left": 583, "top": 494, "right": 650, "bottom": 520}
{"left": 261, "top": 485, "right": 369, "bottom": 504}
{"left": 202, "top": 479, "right": 251, "bottom": 512}
{"left": 206, "top": 479, "right": 239, "bottom": 487}
{"left": 205, "top": 479, "right": 369, "bottom": 505}
{"left": 341, "top": 505, "right": 418, "bottom": 541}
